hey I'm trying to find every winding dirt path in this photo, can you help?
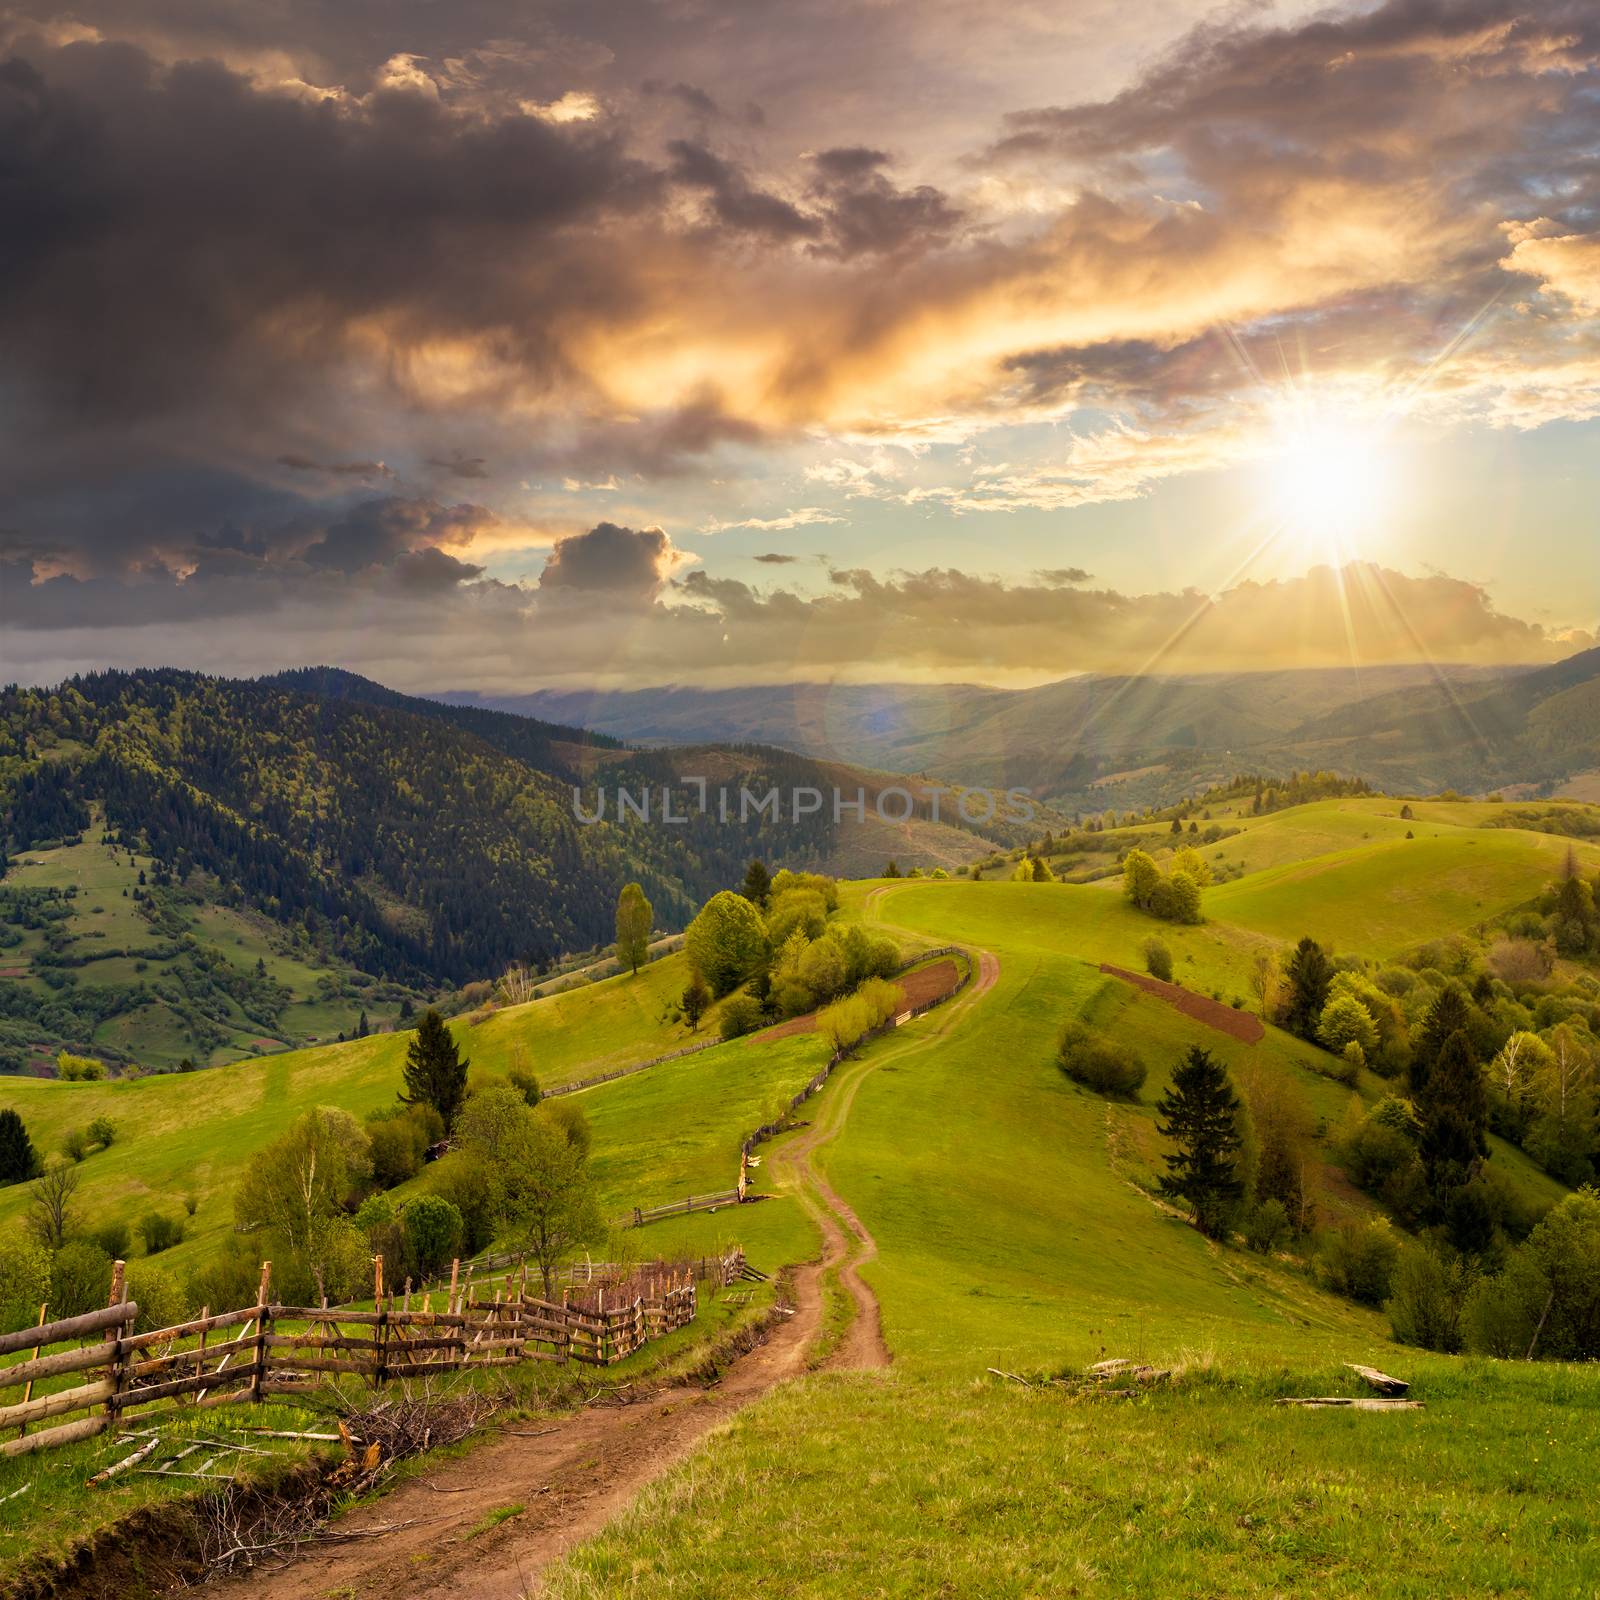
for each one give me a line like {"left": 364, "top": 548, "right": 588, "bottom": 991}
{"left": 208, "top": 908, "right": 997, "bottom": 1599}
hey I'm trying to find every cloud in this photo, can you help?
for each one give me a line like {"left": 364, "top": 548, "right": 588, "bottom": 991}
{"left": 753, "top": 552, "right": 801, "bottom": 565}
{"left": 537, "top": 520, "right": 689, "bottom": 601}
{"left": 277, "top": 454, "right": 393, "bottom": 478}
{"left": 425, "top": 454, "right": 491, "bottom": 480}
{"left": 699, "top": 507, "right": 845, "bottom": 533}
{"left": 1502, "top": 224, "right": 1600, "bottom": 314}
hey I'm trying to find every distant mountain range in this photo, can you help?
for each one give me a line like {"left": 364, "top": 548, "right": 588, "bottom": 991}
{"left": 0, "top": 669, "right": 1047, "bottom": 993}
{"left": 439, "top": 648, "right": 1600, "bottom": 811}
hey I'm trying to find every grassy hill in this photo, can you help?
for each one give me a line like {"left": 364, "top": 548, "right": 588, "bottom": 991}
{"left": 3, "top": 796, "right": 1597, "bottom": 1593}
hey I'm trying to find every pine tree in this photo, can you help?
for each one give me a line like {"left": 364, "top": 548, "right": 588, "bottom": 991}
{"left": 1418, "top": 1028, "right": 1488, "bottom": 1221}
{"left": 1282, "top": 936, "right": 1333, "bottom": 1037}
{"left": 0, "top": 1108, "right": 38, "bottom": 1185}
{"left": 1410, "top": 982, "right": 1471, "bottom": 1098}
{"left": 741, "top": 859, "right": 772, "bottom": 908}
{"left": 400, "top": 1009, "right": 470, "bottom": 1129}
{"left": 884, "top": 860, "right": 902, "bottom": 878}
{"left": 356, "top": 1009, "right": 370, "bottom": 1038}
{"left": 1156, "top": 1046, "right": 1243, "bottom": 1238}
{"left": 614, "top": 882, "right": 654, "bottom": 976}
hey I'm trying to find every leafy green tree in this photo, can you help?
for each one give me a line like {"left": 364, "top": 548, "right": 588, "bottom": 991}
{"left": 684, "top": 891, "right": 768, "bottom": 997}
{"left": 1318, "top": 993, "right": 1378, "bottom": 1057}
{"left": 400, "top": 1008, "right": 470, "bottom": 1129}
{"left": 614, "top": 881, "right": 653, "bottom": 976}
{"left": 681, "top": 972, "right": 711, "bottom": 1031}
{"left": 1463, "top": 1189, "right": 1600, "bottom": 1360}
{"left": 0, "top": 1110, "right": 38, "bottom": 1185}
{"left": 87, "top": 1115, "right": 117, "bottom": 1150}
{"left": 1171, "top": 846, "right": 1213, "bottom": 887}
{"left": 138, "top": 1211, "right": 185, "bottom": 1253}
{"left": 235, "top": 1107, "right": 373, "bottom": 1300}
{"left": 1122, "top": 849, "right": 1161, "bottom": 911}
{"left": 1156, "top": 1046, "right": 1243, "bottom": 1237}
{"left": 1282, "top": 936, "right": 1333, "bottom": 1038}
{"left": 741, "top": 859, "right": 772, "bottom": 908}
{"left": 883, "top": 860, "right": 901, "bottom": 878}
{"left": 400, "top": 1194, "right": 464, "bottom": 1279}
{"left": 1162, "top": 869, "right": 1204, "bottom": 924}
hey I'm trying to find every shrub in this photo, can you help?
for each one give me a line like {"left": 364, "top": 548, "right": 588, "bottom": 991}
{"left": 1057, "top": 1021, "right": 1147, "bottom": 1100}
{"left": 0, "top": 1235, "right": 51, "bottom": 1334}
{"left": 87, "top": 1116, "right": 117, "bottom": 1149}
{"left": 138, "top": 1211, "right": 185, "bottom": 1254}
{"left": 719, "top": 994, "right": 765, "bottom": 1041}
{"left": 183, "top": 1191, "right": 199, "bottom": 1217}
{"left": 1318, "top": 1219, "right": 1399, "bottom": 1306}
{"left": 56, "top": 1052, "right": 107, "bottom": 1081}
{"left": 1244, "top": 1198, "right": 1290, "bottom": 1254}
{"left": 427, "top": 1153, "right": 498, "bottom": 1255}
{"left": 49, "top": 1239, "right": 113, "bottom": 1318}
{"left": 92, "top": 1219, "right": 132, "bottom": 1260}
{"left": 507, "top": 1066, "right": 542, "bottom": 1106}
{"left": 1142, "top": 938, "right": 1174, "bottom": 983}
{"left": 60, "top": 1127, "right": 90, "bottom": 1163}
{"left": 1386, "top": 1245, "right": 1466, "bottom": 1352}
{"left": 125, "top": 1263, "right": 188, "bottom": 1334}
{"left": 817, "top": 994, "right": 874, "bottom": 1055}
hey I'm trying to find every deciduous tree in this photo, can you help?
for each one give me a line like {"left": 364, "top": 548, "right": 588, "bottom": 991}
{"left": 614, "top": 881, "right": 653, "bottom": 976}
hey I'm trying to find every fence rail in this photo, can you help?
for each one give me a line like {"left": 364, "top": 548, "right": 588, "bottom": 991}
{"left": 2, "top": 1249, "right": 746, "bottom": 1462}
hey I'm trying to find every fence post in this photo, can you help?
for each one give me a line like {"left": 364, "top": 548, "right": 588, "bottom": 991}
{"left": 374, "top": 1256, "right": 388, "bottom": 1388}
{"left": 17, "top": 1301, "right": 46, "bottom": 1441}
{"left": 251, "top": 1261, "right": 272, "bottom": 1404}
{"left": 194, "top": 1304, "right": 210, "bottom": 1408}
{"left": 104, "top": 1260, "right": 128, "bottom": 1430}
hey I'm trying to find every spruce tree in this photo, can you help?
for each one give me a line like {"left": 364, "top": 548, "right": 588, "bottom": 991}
{"left": 0, "top": 1109, "right": 38, "bottom": 1185}
{"left": 741, "top": 859, "right": 772, "bottom": 908}
{"left": 1410, "top": 982, "right": 1471, "bottom": 1098}
{"left": 1156, "top": 1046, "right": 1244, "bottom": 1238}
{"left": 400, "top": 1009, "right": 470, "bottom": 1129}
{"left": 614, "top": 882, "right": 654, "bottom": 976}
{"left": 1282, "top": 936, "right": 1333, "bottom": 1038}
{"left": 1418, "top": 1028, "right": 1488, "bottom": 1218}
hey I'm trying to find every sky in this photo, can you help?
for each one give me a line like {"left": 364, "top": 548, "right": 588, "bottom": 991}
{"left": 1, "top": 0, "right": 1597, "bottom": 691}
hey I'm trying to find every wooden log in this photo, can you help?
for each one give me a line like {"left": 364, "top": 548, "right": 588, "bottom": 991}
{"left": 120, "top": 1306, "right": 260, "bottom": 1348}
{"left": 1344, "top": 1364, "right": 1409, "bottom": 1397}
{"left": 123, "top": 1367, "right": 258, "bottom": 1409}
{"left": 1, "top": 1413, "right": 108, "bottom": 1460}
{"left": 1274, "top": 1397, "right": 1425, "bottom": 1410}
{"left": 261, "top": 1356, "right": 376, "bottom": 1378}
{"left": 88, "top": 1432, "right": 161, "bottom": 1484}
{"left": 129, "top": 1334, "right": 256, "bottom": 1378}
{"left": 0, "top": 1302, "right": 135, "bottom": 1358}
{"left": 0, "top": 1377, "right": 115, "bottom": 1431}
{"left": 2, "top": 1342, "right": 112, "bottom": 1391}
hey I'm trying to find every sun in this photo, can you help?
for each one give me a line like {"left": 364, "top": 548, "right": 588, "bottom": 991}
{"left": 1265, "top": 413, "right": 1393, "bottom": 559}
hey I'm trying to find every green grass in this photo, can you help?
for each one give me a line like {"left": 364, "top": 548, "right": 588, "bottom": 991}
{"left": 540, "top": 834, "right": 1599, "bottom": 1600}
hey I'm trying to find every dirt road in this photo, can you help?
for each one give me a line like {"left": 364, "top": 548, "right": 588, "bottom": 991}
{"left": 210, "top": 918, "right": 996, "bottom": 1599}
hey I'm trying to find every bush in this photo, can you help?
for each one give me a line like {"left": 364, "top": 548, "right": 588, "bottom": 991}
{"left": 1057, "top": 1021, "right": 1147, "bottom": 1100}
{"left": 183, "top": 1191, "right": 199, "bottom": 1217}
{"left": 719, "top": 994, "right": 765, "bottom": 1041}
{"left": 138, "top": 1211, "right": 185, "bottom": 1255}
{"left": 1142, "top": 938, "right": 1174, "bottom": 983}
{"left": 1386, "top": 1245, "right": 1466, "bottom": 1352}
{"left": 427, "top": 1153, "right": 499, "bottom": 1254}
{"left": 507, "top": 1066, "right": 542, "bottom": 1106}
{"left": 125, "top": 1263, "right": 188, "bottom": 1334}
{"left": 92, "top": 1219, "right": 132, "bottom": 1260}
{"left": 60, "top": 1128, "right": 90, "bottom": 1163}
{"left": 1318, "top": 1219, "right": 1399, "bottom": 1306}
{"left": 56, "top": 1052, "right": 106, "bottom": 1081}
{"left": 49, "top": 1239, "right": 113, "bottom": 1318}
{"left": 401, "top": 1195, "right": 464, "bottom": 1279}
{"left": 87, "top": 1116, "right": 117, "bottom": 1149}
{"left": 0, "top": 1235, "right": 51, "bottom": 1334}
{"left": 1244, "top": 1198, "right": 1290, "bottom": 1253}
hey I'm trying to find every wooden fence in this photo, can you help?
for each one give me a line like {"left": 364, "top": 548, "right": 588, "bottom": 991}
{"left": 1, "top": 1250, "right": 731, "bottom": 1462}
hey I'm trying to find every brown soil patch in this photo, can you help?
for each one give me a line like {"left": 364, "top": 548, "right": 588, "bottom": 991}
{"left": 1098, "top": 964, "right": 1264, "bottom": 1044}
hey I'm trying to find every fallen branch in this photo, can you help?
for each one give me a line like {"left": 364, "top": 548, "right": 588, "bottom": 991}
{"left": 88, "top": 1434, "right": 162, "bottom": 1485}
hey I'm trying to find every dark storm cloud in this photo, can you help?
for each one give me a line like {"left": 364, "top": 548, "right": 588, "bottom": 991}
{"left": 0, "top": 38, "right": 661, "bottom": 437}
{"left": 667, "top": 140, "right": 821, "bottom": 241}
{"left": 425, "top": 455, "right": 491, "bottom": 480}
{"left": 753, "top": 552, "right": 800, "bottom": 564}
{"left": 537, "top": 521, "right": 683, "bottom": 599}
{"left": 278, "top": 454, "right": 394, "bottom": 478}
{"left": 299, "top": 498, "right": 492, "bottom": 573}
